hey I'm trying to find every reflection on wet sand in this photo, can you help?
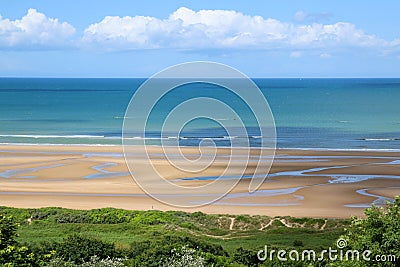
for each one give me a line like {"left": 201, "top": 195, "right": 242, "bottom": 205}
{"left": 0, "top": 145, "right": 399, "bottom": 218}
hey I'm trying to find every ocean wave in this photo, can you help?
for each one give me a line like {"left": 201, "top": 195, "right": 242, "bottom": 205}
{"left": 0, "top": 143, "right": 118, "bottom": 147}
{"left": 279, "top": 147, "right": 400, "bottom": 152}
{"left": 1, "top": 142, "right": 400, "bottom": 152}
{"left": 124, "top": 137, "right": 160, "bottom": 140}
{"left": 0, "top": 134, "right": 106, "bottom": 139}
{"left": 113, "top": 116, "right": 136, "bottom": 119}
{"left": 0, "top": 134, "right": 264, "bottom": 143}
{"left": 123, "top": 136, "right": 235, "bottom": 140}
{"left": 123, "top": 136, "right": 189, "bottom": 140}
{"left": 359, "top": 138, "right": 399, "bottom": 141}
{"left": 209, "top": 136, "right": 238, "bottom": 140}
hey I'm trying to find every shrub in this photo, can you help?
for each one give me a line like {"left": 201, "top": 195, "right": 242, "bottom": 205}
{"left": 46, "top": 255, "right": 126, "bottom": 267}
{"left": 162, "top": 245, "right": 205, "bottom": 267}
{"left": 339, "top": 197, "right": 400, "bottom": 266}
{"left": 293, "top": 240, "right": 304, "bottom": 247}
{"left": 235, "top": 215, "right": 251, "bottom": 223}
{"left": 89, "top": 208, "right": 133, "bottom": 224}
{"left": 55, "top": 234, "right": 117, "bottom": 264}
{"left": 125, "top": 234, "right": 228, "bottom": 266}
{"left": 0, "top": 215, "right": 18, "bottom": 249}
{"left": 130, "top": 210, "right": 176, "bottom": 225}
{"left": 233, "top": 247, "right": 260, "bottom": 266}
{"left": 54, "top": 211, "right": 89, "bottom": 224}
{"left": 0, "top": 215, "right": 44, "bottom": 266}
{"left": 0, "top": 207, "right": 31, "bottom": 223}
{"left": 179, "top": 222, "right": 195, "bottom": 229}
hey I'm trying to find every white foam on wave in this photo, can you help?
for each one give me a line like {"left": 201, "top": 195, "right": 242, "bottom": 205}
{"left": 124, "top": 137, "right": 159, "bottom": 140}
{"left": 0, "top": 142, "right": 118, "bottom": 147}
{"left": 361, "top": 138, "right": 399, "bottom": 141}
{"left": 0, "top": 134, "right": 106, "bottom": 139}
{"left": 279, "top": 147, "right": 400, "bottom": 152}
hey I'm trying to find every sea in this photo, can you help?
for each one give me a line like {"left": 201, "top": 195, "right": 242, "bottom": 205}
{"left": 0, "top": 78, "right": 399, "bottom": 150}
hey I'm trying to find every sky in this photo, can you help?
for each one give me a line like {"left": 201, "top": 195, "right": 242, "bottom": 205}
{"left": 0, "top": 0, "right": 399, "bottom": 78}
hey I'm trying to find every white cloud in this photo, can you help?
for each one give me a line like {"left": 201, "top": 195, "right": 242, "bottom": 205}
{"left": 82, "top": 7, "right": 291, "bottom": 49}
{"left": 0, "top": 7, "right": 398, "bottom": 56}
{"left": 289, "top": 22, "right": 384, "bottom": 49}
{"left": 0, "top": 8, "right": 75, "bottom": 49}
{"left": 82, "top": 7, "right": 394, "bottom": 53}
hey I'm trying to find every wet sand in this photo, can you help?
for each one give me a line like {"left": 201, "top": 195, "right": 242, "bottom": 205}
{"left": 0, "top": 145, "right": 399, "bottom": 218}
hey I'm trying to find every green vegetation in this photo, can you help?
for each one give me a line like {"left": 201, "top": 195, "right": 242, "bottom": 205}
{"left": 0, "top": 200, "right": 398, "bottom": 266}
{"left": 0, "top": 214, "right": 52, "bottom": 266}
{"left": 334, "top": 197, "right": 400, "bottom": 267}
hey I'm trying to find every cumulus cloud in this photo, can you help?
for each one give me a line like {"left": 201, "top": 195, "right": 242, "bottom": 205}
{"left": 0, "top": 8, "right": 75, "bottom": 49}
{"left": 83, "top": 7, "right": 291, "bottom": 49}
{"left": 82, "top": 7, "right": 394, "bottom": 53}
{"left": 1, "top": 7, "right": 399, "bottom": 56}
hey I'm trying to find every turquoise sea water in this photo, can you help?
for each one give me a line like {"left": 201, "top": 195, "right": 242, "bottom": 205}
{"left": 0, "top": 78, "right": 399, "bottom": 150}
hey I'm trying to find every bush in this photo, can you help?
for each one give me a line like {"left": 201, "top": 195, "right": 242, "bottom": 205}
{"left": 233, "top": 247, "right": 260, "bottom": 266}
{"left": 55, "top": 234, "right": 117, "bottom": 264}
{"left": 0, "top": 207, "right": 31, "bottom": 223}
{"left": 339, "top": 197, "right": 400, "bottom": 266}
{"left": 0, "top": 215, "right": 44, "bottom": 266}
{"left": 235, "top": 215, "right": 251, "bottom": 223}
{"left": 293, "top": 240, "right": 304, "bottom": 247}
{"left": 124, "top": 234, "right": 228, "bottom": 266}
{"left": 180, "top": 222, "right": 195, "bottom": 230}
{"left": 162, "top": 245, "right": 205, "bottom": 267}
{"left": 130, "top": 210, "right": 176, "bottom": 225}
{"left": 89, "top": 208, "right": 133, "bottom": 224}
{"left": 54, "top": 211, "right": 89, "bottom": 224}
{"left": 0, "top": 215, "right": 18, "bottom": 249}
{"left": 46, "top": 256, "right": 125, "bottom": 267}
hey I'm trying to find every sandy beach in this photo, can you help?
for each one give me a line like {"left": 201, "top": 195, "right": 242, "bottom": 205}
{"left": 0, "top": 145, "right": 399, "bottom": 218}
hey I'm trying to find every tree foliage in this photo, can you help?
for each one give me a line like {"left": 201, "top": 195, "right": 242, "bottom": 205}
{"left": 340, "top": 197, "right": 400, "bottom": 266}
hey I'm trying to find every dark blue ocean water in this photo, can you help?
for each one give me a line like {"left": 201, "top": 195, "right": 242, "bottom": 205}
{"left": 0, "top": 78, "right": 399, "bottom": 150}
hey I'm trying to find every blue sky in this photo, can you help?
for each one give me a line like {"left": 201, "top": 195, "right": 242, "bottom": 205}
{"left": 0, "top": 0, "right": 399, "bottom": 77}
